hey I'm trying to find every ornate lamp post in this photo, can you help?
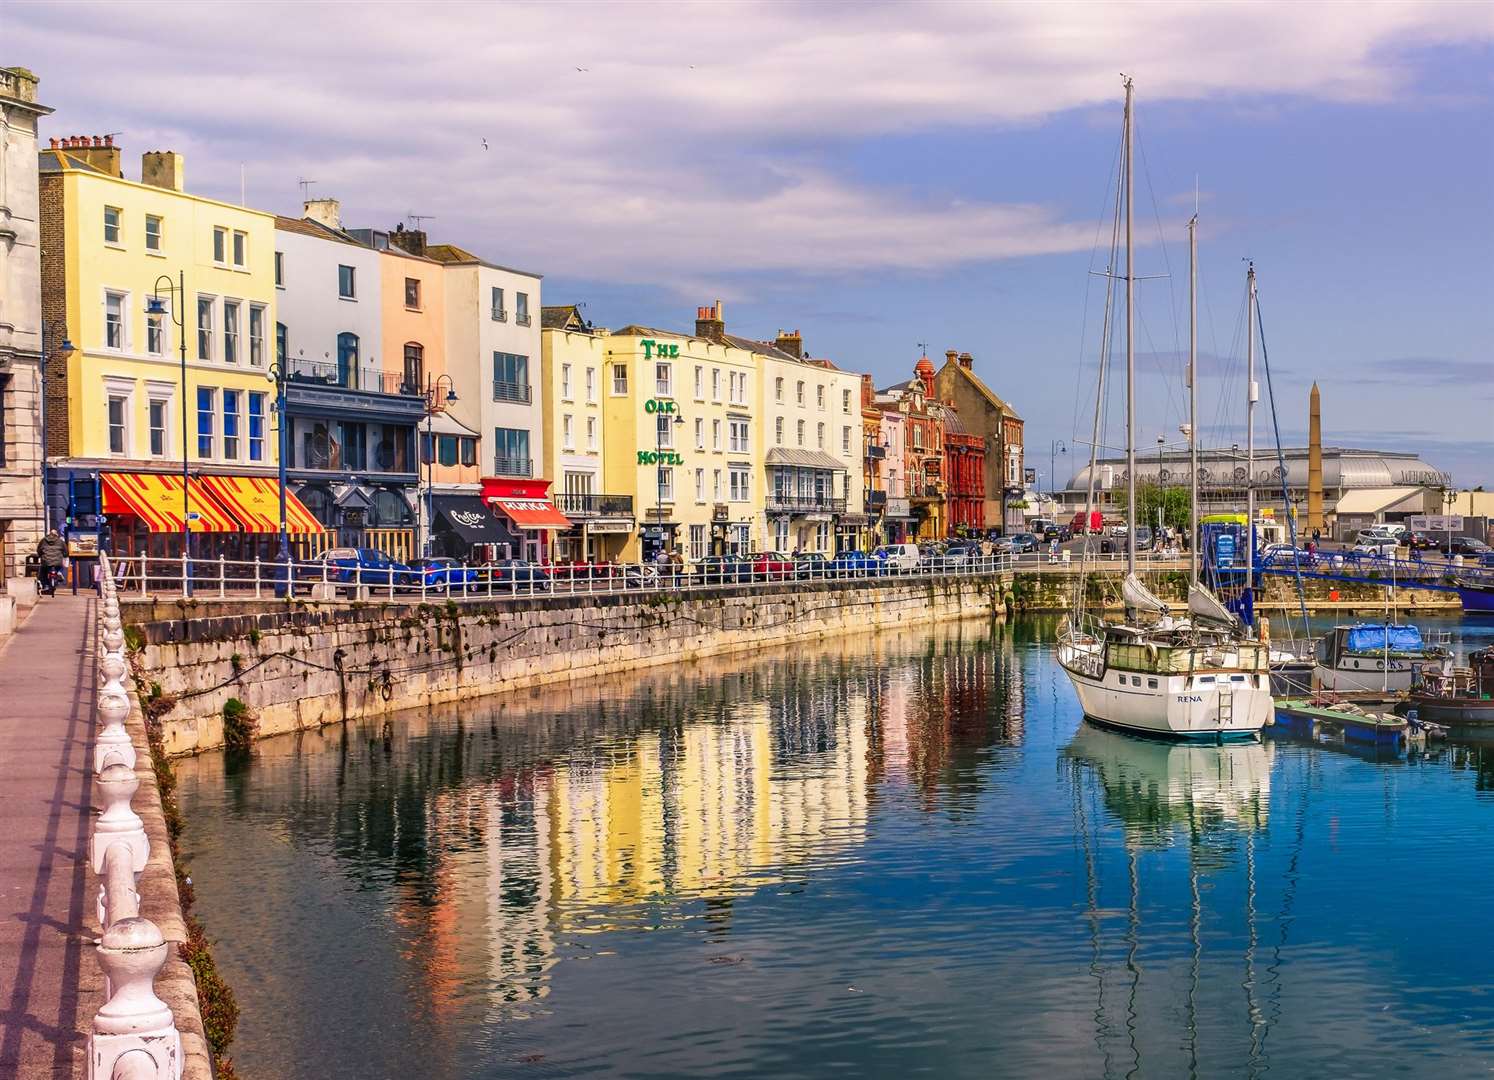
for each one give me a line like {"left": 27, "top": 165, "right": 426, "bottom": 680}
{"left": 145, "top": 273, "right": 190, "bottom": 593}
{"left": 37, "top": 320, "right": 75, "bottom": 534}
{"left": 1049, "top": 439, "right": 1067, "bottom": 519}
{"left": 422, "top": 374, "right": 458, "bottom": 558}
{"left": 265, "top": 356, "right": 293, "bottom": 592}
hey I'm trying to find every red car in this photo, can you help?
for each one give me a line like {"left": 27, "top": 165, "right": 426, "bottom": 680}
{"left": 752, "top": 552, "right": 795, "bottom": 580}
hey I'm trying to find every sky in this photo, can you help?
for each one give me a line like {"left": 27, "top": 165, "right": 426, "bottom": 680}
{"left": 10, "top": 0, "right": 1493, "bottom": 486}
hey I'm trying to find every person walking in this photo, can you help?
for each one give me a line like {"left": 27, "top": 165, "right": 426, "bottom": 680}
{"left": 35, "top": 530, "right": 67, "bottom": 597}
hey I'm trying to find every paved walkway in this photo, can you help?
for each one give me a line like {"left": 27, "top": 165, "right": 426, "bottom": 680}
{"left": 0, "top": 594, "right": 100, "bottom": 1079}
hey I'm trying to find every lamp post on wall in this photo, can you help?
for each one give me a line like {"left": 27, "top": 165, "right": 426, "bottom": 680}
{"left": 422, "top": 373, "right": 458, "bottom": 558}
{"left": 146, "top": 272, "right": 190, "bottom": 593}
{"left": 37, "top": 320, "right": 75, "bottom": 535}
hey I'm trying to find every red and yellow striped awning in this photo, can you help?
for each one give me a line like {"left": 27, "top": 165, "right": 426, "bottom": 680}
{"left": 198, "top": 475, "right": 324, "bottom": 534}
{"left": 101, "top": 473, "right": 240, "bottom": 533}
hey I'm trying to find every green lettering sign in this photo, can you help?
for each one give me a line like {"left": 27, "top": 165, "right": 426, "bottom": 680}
{"left": 640, "top": 339, "right": 679, "bottom": 361}
{"left": 636, "top": 450, "right": 684, "bottom": 465}
{"left": 643, "top": 398, "right": 678, "bottom": 414}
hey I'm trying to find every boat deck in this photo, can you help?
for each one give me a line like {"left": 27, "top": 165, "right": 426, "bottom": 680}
{"left": 1274, "top": 697, "right": 1410, "bottom": 749}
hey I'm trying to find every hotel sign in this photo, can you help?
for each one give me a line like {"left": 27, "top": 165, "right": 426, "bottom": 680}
{"left": 637, "top": 450, "right": 684, "bottom": 465}
{"left": 640, "top": 339, "right": 679, "bottom": 360}
{"left": 644, "top": 398, "right": 678, "bottom": 414}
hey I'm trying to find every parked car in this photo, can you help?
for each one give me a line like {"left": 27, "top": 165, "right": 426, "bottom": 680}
{"left": 302, "top": 547, "right": 415, "bottom": 588}
{"left": 990, "top": 537, "right": 1017, "bottom": 555}
{"left": 1443, "top": 536, "right": 1492, "bottom": 558}
{"left": 1029, "top": 518, "right": 1059, "bottom": 540}
{"left": 1009, "top": 533, "right": 1039, "bottom": 554}
{"left": 1355, "top": 528, "right": 1397, "bottom": 545}
{"left": 1134, "top": 525, "right": 1154, "bottom": 550}
{"left": 490, "top": 559, "right": 552, "bottom": 592}
{"left": 1262, "top": 544, "right": 1312, "bottom": 566}
{"left": 943, "top": 541, "right": 983, "bottom": 564}
{"left": 752, "top": 551, "right": 796, "bottom": 581}
{"left": 1403, "top": 530, "right": 1437, "bottom": 551}
{"left": 693, "top": 555, "right": 753, "bottom": 585}
{"left": 792, "top": 551, "right": 829, "bottom": 579}
{"left": 408, "top": 556, "right": 478, "bottom": 591}
{"left": 1351, "top": 536, "right": 1398, "bottom": 557}
{"left": 873, "top": 543, "right": 921, "bottom": 572}
{"left": 828, "top": 550, "right": 882, "bottom": 575}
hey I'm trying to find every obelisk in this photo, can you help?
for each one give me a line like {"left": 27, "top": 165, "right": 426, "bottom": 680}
{"left": 1307, "top": 382, "right": 1324, "bottom": 533}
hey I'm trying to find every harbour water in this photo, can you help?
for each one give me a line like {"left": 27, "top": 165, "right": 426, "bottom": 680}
{"left": 175, "top": 616, "right": 1494, "bottom": 1079}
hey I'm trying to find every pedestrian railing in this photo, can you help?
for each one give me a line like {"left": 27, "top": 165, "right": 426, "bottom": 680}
{"left": 89, "top": 552, "right": 183, "bottom": 1079}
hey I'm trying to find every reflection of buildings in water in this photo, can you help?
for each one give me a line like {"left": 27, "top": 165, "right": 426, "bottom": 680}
{"left": 997, "top": 627, "right": 1026, "bottom": 736}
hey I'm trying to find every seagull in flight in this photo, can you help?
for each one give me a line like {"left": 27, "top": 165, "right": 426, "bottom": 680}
{"left": 481, "top": 138, "right": 489, "bottom": 150}
{"left": 575, "top": 66, "right": 589, "bottom": 72}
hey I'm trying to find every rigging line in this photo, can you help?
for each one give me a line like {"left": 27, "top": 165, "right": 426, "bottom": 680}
{"left": 1255, "top": 289, "right": 1311, "bottom": 631}
{"left": 1134, "top": 302, "right": 1185, "bottom": 438}
{"left": 1072, "top": 127, "right": 1130, "bottom": 444}
{"left": 1134, "top": 115, "right": 1185, "bottom": 385}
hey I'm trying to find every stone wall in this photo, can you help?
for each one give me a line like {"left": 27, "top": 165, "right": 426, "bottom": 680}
{"left": 129, "top": 575, "right": 1009, "bottom": 756}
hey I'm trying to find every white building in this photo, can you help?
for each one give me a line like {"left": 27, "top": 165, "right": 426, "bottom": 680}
{"left": 0, "top": 67, "right": 52, "bottom": 582}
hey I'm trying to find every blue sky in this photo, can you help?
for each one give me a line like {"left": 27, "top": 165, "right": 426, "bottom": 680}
{"left": 11, "top": 1, "right": 1492, "bottom": 485}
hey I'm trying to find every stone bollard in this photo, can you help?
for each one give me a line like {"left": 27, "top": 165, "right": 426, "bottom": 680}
{"left": 100, "top": 652, "right": 129, "bottom": 695}
{"left": 91, "top": 762, "right": 148, "bottom": 875}
{"left": 95, "top": 690, "right": 137, "bottom": 773}
{"left": 88, "top": 917, "right": 182, "bottom": 1080}
{"left": 103, "top": 626, "right": 126, "bottom": 654}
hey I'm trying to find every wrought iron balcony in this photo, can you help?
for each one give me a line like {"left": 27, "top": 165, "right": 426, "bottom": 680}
{"left": 554, "top": 492, "right": 635, "bottom": 518}
{"left": 865, "top": 490, "right": 888, "bottom": 508}
{"left": 766, "top": 493, "right": 848, "bottom": 514}
{"left": 865, "top": 444, "right": 887, "bottom": 460}
{"left": 491, "top": 455, "right": 533, "bottom": 478}
{"left": 491, "top": 380, "right": 533, "bottom": 404}
{"left": 288, "top": 356, "right": 421, "bottom": 397}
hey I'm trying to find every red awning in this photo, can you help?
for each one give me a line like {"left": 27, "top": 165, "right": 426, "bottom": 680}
{"left": 481, "top": 476, "right": 571, "bottom": 531}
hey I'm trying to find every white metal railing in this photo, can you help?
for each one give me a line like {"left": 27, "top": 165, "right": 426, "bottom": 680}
{"left": 106, "top": 550, "right": 1031, "bottom": 603}
{"left": 89, "top": 553, "right": 183, "bottom": 1079}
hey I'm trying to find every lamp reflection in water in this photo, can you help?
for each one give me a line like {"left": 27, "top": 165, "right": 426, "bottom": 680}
{"left": 1064, "top": 723, "right": 1274, "bottom": 1080}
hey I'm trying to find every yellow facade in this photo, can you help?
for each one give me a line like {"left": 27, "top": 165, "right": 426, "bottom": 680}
{"left": 601, "top": 328, "right": 762, "bottom": 561}
{"left": 51, "top": 155, "right": 278, "bottom": 472}
{"left": 540, "top": 327, "right": 627, "bottom": 560}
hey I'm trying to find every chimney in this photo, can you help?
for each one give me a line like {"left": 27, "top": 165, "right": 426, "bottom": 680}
{"left": 141, "top": 150, "right": 184, "bottom": 192}
{"left": 389, "top": 222, "right": 426, "bottom": 257}
{"left": 695, "top": 299, "right": 725, "bottom": 341}
{"left": 774, "top": 329, "right": 803, "bottom": 358}
{"left": 945, "top": 349, "right": 958, "bottom": 367}
{"left": 303, "top": 197, "right": 342, "bottom": 230}
{"left": 958, "top": 351, "right": 974, "bottom": 370}
{"left": 861, "top": 372, "right": 876, "bottom": 408}
{"left": 62, "top": 133, "right": 120, "bottom": 177}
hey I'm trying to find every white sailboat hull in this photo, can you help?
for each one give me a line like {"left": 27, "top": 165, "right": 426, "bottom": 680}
{"left": 1313, "top": 659, "right": 1416, "bottom": 693}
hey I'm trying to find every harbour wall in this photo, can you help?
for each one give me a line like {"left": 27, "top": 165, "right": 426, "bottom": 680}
{"left": 127, "top": 575, "right": 1010, "bottom": 756}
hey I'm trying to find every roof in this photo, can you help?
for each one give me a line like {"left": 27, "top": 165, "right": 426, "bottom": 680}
{"left": 766, "top": 448, "right": 848, "bottom": 470}
{"left": 423, "top": 241, "right": 542, "bottom": 279}
{"left": 937, "top": 356, "right": 1021, "bottom": 420}
{"left": 1333, "top": 487, "right": 1428, "bottom": 516}
{"left": 273, "top": 215, "right": 364, "bottom": 245}
{"left": 38, "top": 149, "right": 107, "bottom": 175}
{"left": 542, "top": 305, "right": 588, "bottom": 331}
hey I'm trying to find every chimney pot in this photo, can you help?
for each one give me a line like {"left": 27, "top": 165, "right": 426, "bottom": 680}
{"left": 49, "top": 137, "right": 57, "bottom": 149}
{"left": 695, "top": 301, "right": 726, "bottom": 342}
{"left": 141, "top": 151, "right": 184, "bottom": 192}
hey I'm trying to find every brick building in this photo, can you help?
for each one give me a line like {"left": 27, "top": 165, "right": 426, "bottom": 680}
{"left": 934, "top": 350, "right": 1024, "bottom": 532}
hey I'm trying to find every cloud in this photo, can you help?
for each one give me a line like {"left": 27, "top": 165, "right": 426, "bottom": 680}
{"left": 10, "top": 0, "right": 1492, "bottom": 287}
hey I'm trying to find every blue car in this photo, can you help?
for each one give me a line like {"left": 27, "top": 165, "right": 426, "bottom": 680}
{"left": 303, "top": 547, "right": 415, "bottom": 587}
{"left": 828, "top": 550, "right": 883, "bottom": 576}
{"left": 408, "top": 557, "right": 479, "bottom": 591}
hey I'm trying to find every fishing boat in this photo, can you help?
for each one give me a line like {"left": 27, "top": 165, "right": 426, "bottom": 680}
{"left": 1454, "top": 577, "right": 1494, "bottom": 614}
{"left": 1057, "top": 78, "right": 1271, "bottom": 742}
{"left": 1404, "top": 647, "right": 1494, "bottom": 727}
{"left": 1312, "top": 623, "right": 1441, "bottom": 693}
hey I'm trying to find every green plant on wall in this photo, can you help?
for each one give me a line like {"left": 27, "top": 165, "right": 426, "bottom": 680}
{"left": 221, "top": 698, "right": 256, "bottom": 752}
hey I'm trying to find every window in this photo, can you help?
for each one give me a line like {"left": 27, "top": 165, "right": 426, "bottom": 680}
{"left": 690, "top": 524, "right": 707, "bottom": 561}
{"left": 695, "top": 468, "right": 706, "bottom": 502}
{"left": 104, "top": 292, "right": 125, "bottom": 350}
{"left": 817, "top": 422, "right": 825, "bottom": 449}
{"left": 223, "top": 300, "right": 240, "bottom": 364}
{"left": 147, "top": 311, "right": 164, "bottom": 356}
{"left": 276, "top": 322, "right": 287, "bottom": 365}
{"left": 196, "top": 297, "right": 214, "bottom": 360}
{"left": 107, "top": 394, "right": 128, "bottom": 454}
{"left": 796, "top": 381, "right": 805, "bottom": 405}
{"left": 492, "top": 427, "right": 531, "bottom": 475}
{"left": 711, "top": 368, "right": 720, "bottom": 401}
{"left": 104, "top": 206, "right": 121, "bottom": 245}
{"left": 729, "top": 418, "right": 749, "bottom": 454}
{"left": 729, "top": 466, "right": 751, "bottom": 502}
{"left": 694, "top": 366, "right": 704, "bottom": 399}
{"left": 611, "top": 363, "right": 628, "bottom": 395}
{"left": 274, "top": 251, "right": 284, "bottom": 287}
{"left": 213, "top": 227, "right": 227, "bottom": 264}
{"left": 148, "top": 399, "right": 168, "bottom": 457}
{"left": 232, "top": 230, "right": 246, "bottom": 268}
{"left": 585, "top": 367, "right": 596, "bottom": 403}
{"left": 842, "top": 426, "right": 852, "bottom": 453}
{"left": 561, "top": 363, "right": 572, "bottom": 400}
{"left": 711, "top": 418, "right": 721, "bottom": 451}
{"left": 438, "top": 435, "right": 459, "bottom": 467}
{"left": 338, "top": 264, "right": 356, "bottom": 299}
{"left": 585, "top": 416, "right": 597, "bottom": 451}
{"left": 460, "top": 437, "right": 477, "bottom": 467}
{"left": 775, "top": 377, "right": 784, "bottom": 402}
{"left": 657, "top": 467, "right": 674, "bottom": 503}
{"left": 490, "top": 287, "right": 505, "bottom": 321}
{"left": 404, "top": 277, "right": 421, "bottom": 309}
{"left": 656, "top": 412, "right": 674, "bottom": 449}
{"left": 731, "top": 371, "right": 747, "bottom": 405}
{"left": 145, "top": 215, "right": 162, "bottom": 252}
{"left": 492, "top": 352, "right": 529, "bottom": 401}
{"left": 817, "top": 385, "right": 826, "bottom": 409}
{"left": 338, "top": 420, "right": 367, "bottom": 470}
{"left": 248, "top": 392, "right": 265, "bottom": 462}
{"left": 196, "top": 387, "right": 216, "bottom": 458}
{"left": 797, "top": 419, "right": 805, "bottom": 446}
{"left": 712, "top": 469, "right": 722, "bottom": 500}
{"left": 249, "top": 305, "right": 266, "bottom": 366}
{"left": 223, "top": 389, "right": 241, "bottom": 460}
{"left": 843, "top": 388, "right": 852, "bottom": 413}
{"left": 516, "top": 291, "right": 530, "bottom": 325}
{"left": 404, "top": 343, "right": 424, "bottom": 391}
{"left": 655, "top": 362, "right": 672, "bottom": 396}
{"left": 694, "top": 417, "right": 704, "bottom": 450}
{"left": 775, "top": 417, "right": 784, "bottom": 445}
{"left": 912, "top": 425, "right": 923, "bottom": 450}
{"left": 336, "top": 332, "right": 359, "bottom": 388}
{"left": 563, "top": 414, "right": 574, "bottom": 450}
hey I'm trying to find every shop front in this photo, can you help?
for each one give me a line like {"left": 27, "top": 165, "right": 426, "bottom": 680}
{"left": 480, "top": 476, "right": 571, "bottom": 562}
{"left": 429, "top": 493, "right": 518, "bottom": 562}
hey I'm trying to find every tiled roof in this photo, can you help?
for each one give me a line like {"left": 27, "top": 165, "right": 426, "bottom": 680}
{"left": 273, "top": 215, "right": 364, "bottom": 245}
{"left": 37, "top": 149, "right": 106, "bottom": 174}
{"left": 541, "top": 304, "right": 586, "bottom": 330}
{"left": 422, "top": 241, "right": 542, "bottom": 278}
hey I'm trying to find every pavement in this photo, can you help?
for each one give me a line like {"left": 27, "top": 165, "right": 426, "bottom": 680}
{"left": 0, "top": 594, "right": 102, "bottom": 1079}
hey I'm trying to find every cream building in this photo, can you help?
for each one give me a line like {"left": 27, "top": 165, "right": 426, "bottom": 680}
{"left": 0, "top": 67, "right": 52, "bottom": 581}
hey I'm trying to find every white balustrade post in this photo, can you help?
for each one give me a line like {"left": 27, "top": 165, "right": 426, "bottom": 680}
{"left": 254, "top": 556, "right": 262, "bottom": 599}
{"left": 95, "top": 689, "right": 136, "bottom": 773}
{"left": 96, "top": 840, "right": 141, "bottom": 932}
{"left": 88, "top": 917, "right": 182, "bottom": 1080}
{"left": 138, "top": 555, "right": 147, "bottom": 599}
{"left": 91, "top": 762, "right": 148, "bottom": 876}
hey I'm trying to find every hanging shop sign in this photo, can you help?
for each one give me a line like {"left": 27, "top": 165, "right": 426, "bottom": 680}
{"left": 637, "top": 450, "right": 685, "bottom": 465}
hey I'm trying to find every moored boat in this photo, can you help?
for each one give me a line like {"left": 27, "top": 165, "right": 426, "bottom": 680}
{"left": 1312, "top": 622, "right": 1440, "bottom": 693}
{"left": 1404, "top": 648, "right": 1494, "bottom": 727}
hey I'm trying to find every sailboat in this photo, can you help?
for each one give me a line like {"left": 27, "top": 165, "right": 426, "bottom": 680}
{"left": 1057, "top": 78, "right": 1272, "bottom": 742}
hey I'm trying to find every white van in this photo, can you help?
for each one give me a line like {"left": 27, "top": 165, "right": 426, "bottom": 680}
{"left": 873, "top": 543, "right": 921, "bottom": 572}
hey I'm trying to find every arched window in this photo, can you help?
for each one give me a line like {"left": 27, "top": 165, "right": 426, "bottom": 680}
{"left": 297, "top": 485, "right": 335, "bottom": 526}
{"left": 370, "top": 489, "right": 411, "bottom": 527}
{"left": 403, "top": 342, "right": 423, "bottom": 394}
{"left": 337, "top": 332, "right": 359, "bottom": 389}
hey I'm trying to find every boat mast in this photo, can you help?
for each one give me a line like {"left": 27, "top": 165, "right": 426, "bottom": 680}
{"left": 1188, "top": 212, "right": 1199, "bottom": 588}
{"left": 1245, "top": 262, "right": 1257, "bottom": 631}
{"left": 1124, "top": 76, "right": 1136, "bottom": 577}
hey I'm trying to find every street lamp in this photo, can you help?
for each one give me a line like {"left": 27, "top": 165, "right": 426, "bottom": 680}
{"left": 37, "top": 320, "right": 75, "bottom": 534}
{"left": 265, "top": 355, "right": 292, "bottom": 592}
{"left": 146, "top": 273, "right": 190, "bottom": 593}
{"left": 1049, "top": 439, "right": 1067, "bottom": 520}
{"left": 654, "top": 411, "right": 684, "bottom": 556}
{"left": 422, "top": 374, "right": 458, "bottom": 557}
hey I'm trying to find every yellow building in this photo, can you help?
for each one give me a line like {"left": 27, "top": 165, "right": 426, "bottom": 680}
{"left": 39, "top": 138, "right": 302, "bottom": 558}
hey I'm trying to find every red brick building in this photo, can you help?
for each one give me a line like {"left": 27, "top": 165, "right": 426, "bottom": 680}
{"left": 943, "top": 408, "right": 985, "bottom": 534}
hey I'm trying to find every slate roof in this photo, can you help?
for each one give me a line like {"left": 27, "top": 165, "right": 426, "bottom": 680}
{"left": 541, "top": 305, "right": 587, "bottom": 330}
{"left": 938, "top": 357, "right": 1022, "bottom": 420}
{"left": 37, "top": 149, "right": 107, "bottom": 174}
{"left": 273, "top": 215, "right": 364, "bottom": 245}
{"left": 423, "top": 241, "right": 541, "bottom": 279}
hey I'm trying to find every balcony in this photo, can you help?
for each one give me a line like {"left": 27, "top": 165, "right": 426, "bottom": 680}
{"left": 865, "top": 490, "right": 888, "bottom": 509}
{"left": 766, "top": 493, "right": 848, "bottom": 515}
{"left": 491, "top": 380, "right": 533, "bottom": 404}
{"left": 554, "top": 492, "right": 635, "bottom": 518}
{"left": 865, "top": 444, "right": 887, "bottom": 461}
{"left": 911, "top": 483, "right": 944, "bottom": 500}
{"left": 288, "top": 357, "right": 420, "bottom": 398}
{"left": 491, "top": 455, "right": 533, "bottom": 478}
